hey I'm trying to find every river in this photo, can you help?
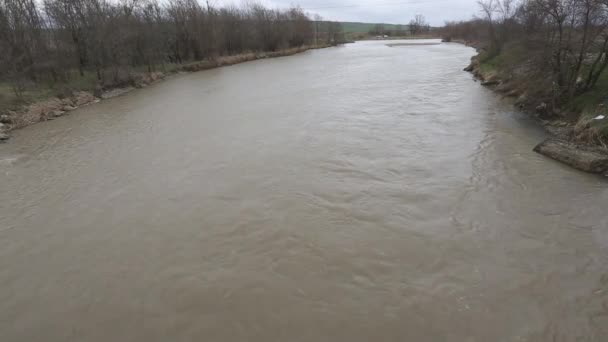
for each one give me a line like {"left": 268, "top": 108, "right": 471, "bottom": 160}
{"left": 1, "top": 40, "right": 607, "bottom": 341}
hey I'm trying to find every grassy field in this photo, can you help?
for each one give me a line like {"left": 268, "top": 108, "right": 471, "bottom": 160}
{"left": 339, "top": 22, "right": 406, "bottom": 33}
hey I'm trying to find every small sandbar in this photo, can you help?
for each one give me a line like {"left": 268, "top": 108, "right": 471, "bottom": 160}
{"left": 386, "top": 42, "right": 442, "bottom": 47}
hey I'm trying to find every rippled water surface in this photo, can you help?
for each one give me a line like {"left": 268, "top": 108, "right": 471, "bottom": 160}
{"left": 1, "top": 40, "right": 608, "bottom": 341}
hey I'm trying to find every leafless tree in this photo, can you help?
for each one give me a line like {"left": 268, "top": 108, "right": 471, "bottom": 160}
{"left": 443, "top": 0, "right": 608, "bottom": 102}
{"left": 409, "top": 14, "right": 429, "bottom": 36}
{"left": 1, "top": 0, "right": 337, "bottom": 99}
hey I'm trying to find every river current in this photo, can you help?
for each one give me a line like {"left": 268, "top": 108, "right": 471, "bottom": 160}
{"left": 1, "top": 40, "right": 607, "bottom": 341}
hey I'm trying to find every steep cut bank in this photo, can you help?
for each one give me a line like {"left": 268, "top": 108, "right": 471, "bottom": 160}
{"left": 0, "top": 45, "right": 331, "bottom": 142}
{"left": 460, "top": 40, "right": 608, "bottom": 176}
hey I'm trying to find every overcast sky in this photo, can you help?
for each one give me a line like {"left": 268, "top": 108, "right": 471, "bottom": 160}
{"left": 215, "top": 0, "right": 480, "bottom": 26}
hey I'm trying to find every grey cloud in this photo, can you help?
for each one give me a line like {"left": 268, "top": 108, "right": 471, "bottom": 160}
{"left": 216, "top": 0, "right": 480, "bottom": 25}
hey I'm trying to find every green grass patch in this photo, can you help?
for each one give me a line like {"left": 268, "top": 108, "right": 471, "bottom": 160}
{"left": 572, "top": 71, "right": 608, "bottom": 142}
{"left": 568, "top": 70, "right": 608, "bottom": 113}
{"left": 0, "top": 83, "right": 53, "bottom": 111}
{"left": 579, "top": 108, "right": 608, "bottom": 142}
{"left": 0, "top": 64, "right": 178, "bottom": 113}
{"left": 130, "top": 62, "right": 180, "bottom": 74}
{"left": 61, "top": 71, "right": 99, "bottom": 91}
{"left": 592, "top": 119, "right": 608, "bottom": 137}
{"left": 0, "top": 72, "right": 99, "bottom": 111}
{"left": 478, "top": 41, "right": 529, "bottom": 75}
{"left": 479, "top": 55, "right": 500, "bottom": 74}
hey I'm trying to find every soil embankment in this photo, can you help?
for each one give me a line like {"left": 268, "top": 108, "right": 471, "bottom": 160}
{"left": 0, "top": 45, "right": 330, "bottom": 142}
{"left": 461, "top": 42, "right": 608, "bottom": 176}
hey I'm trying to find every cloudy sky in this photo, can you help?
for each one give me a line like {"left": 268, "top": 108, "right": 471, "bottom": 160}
{"left": 215, "top": 0, "right": 481, "bottom": 26}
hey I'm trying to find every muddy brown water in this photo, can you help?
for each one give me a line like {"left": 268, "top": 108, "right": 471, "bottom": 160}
{"left": 1, "top": 40, "right": 608, "bottom": 342}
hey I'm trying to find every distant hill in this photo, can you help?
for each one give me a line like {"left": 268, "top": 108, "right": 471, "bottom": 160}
{"left": 339, "top": 22, "right": 407, "bottom": 34}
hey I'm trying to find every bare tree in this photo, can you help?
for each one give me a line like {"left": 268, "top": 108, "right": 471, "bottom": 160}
{"left": 1, "top": 0, "right": 335, "bottom": 99}
{"left": 444, "top": 0, "right": 608, "bottom": 103}
{"left": 478, "top": 0, "right": 500, "bottom": 49}
{"left": 409, "top": 14, "right": 429, "bottom": 36}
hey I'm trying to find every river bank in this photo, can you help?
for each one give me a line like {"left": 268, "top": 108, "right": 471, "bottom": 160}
{"left": 3, "top": 40, "right": 606, "bottom": 342}
{"left": 356, "top": 35, "right": 439, "bottom": 41}
{"left": 461, "top": 42, "right": 608, "bottom": 176}
{"left": 0, "top": 45, "right": 332, "bottom": 143}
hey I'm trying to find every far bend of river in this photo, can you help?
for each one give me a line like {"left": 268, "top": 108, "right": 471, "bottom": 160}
{"left": 1, "top": 40, "right": 608, "bottom": 341}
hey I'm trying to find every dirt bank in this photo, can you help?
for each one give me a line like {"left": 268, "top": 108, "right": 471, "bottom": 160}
{"left": 0, "top": 45, "right": 331, "bottom": 142}
{"left": 463, "top": 48, "right": 608, "bottom": 176}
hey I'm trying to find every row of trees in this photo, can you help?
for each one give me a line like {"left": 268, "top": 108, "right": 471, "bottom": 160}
{"left": 409, "top": 14, "right": 431, "bottom": 35}
{"left": 369, "top": 23, "right": 407, "bottom": 36}
{"left": 0, "top": 0, "right": 344, "bottom": 94}
{"left": 368, "top": 15, "right": 431, "bottom": 37}
{"left": 442, "top": 0, "right": 608, "bottom": 102}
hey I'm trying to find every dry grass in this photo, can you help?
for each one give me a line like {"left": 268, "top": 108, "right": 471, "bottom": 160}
{"left": 181, "top": 45, "right": 328, "bottom": 72}
{"left": 574, "top": 109, "right": 608, "bottom": 148}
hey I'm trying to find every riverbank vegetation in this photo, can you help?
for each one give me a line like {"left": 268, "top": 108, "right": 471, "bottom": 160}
{"left": 361, "top": 15, "right": 436, "bottom": 40}
{"left": 441, "top": 0, "right": 608, "bottom": 149}
{"left": 0, "top": 0, "right": 345, "bottom": 117}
